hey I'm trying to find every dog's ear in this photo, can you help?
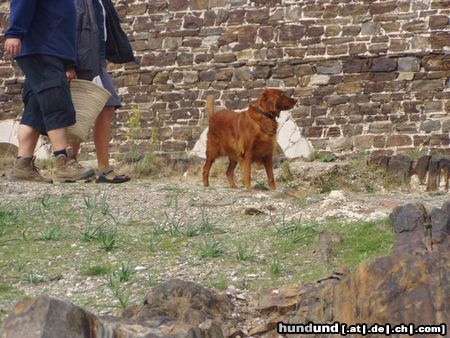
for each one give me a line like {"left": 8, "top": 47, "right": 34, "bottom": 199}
{"left": 260, "top": 90, "right": 278, "bottom": 113}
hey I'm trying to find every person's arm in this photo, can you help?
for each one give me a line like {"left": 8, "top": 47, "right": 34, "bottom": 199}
{"left": 4, "top": 0, "right": 38, "bottom": 58}
{"left": 4, "top": 0, "right": 38, "bottom": 40}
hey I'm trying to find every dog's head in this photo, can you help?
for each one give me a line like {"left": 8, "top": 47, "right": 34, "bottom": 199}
{"left": 257, "top": 89, "right": 297, "bottom": 118}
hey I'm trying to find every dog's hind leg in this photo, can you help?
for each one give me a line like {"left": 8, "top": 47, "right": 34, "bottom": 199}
{"left": 203, "top": 156, "right": 216, "bottom": 187}
{"left": 226, "top": 159, "right": 238, "bottom": 188}
{"left": 240, "top": 154, "right": 252, "bottom": 189}
{"left": 263, "top": 157, "right": 276, "bottom": 190}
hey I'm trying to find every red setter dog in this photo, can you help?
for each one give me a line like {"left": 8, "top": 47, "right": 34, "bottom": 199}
{"left": 203, "top": 89, "right": 297, "bottom": 190}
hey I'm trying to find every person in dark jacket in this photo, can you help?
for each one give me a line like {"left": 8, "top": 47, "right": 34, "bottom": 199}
{"left": 4, "top": 0, "right": 95, "bottom": 183}
{"left": 70, "top": 0, "right": 134, "bottom": 183}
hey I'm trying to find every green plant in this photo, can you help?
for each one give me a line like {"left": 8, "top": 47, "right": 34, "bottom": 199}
{"left": 182, "top": 224, "right": 199, "bottom": 237}
{"left": 128, "top": 106, "right": 142, "bottom": 140}
{"left": 428, "top": 191, "right": 446, "bottom": 197}
{"left": 208, "top": 273, "right": 228, "bottom": 291}
{"left": 106, "top": 274, "right": 131, "bottom": 308}
{"left": 198, "top": 208, "right": 220, "bottom": 234}
{"left": 99, "top": 229, "right": 118, "bottom": 251}
{"left": 148, "top": 234, "right": 161, "bottom": 252}
{"left": 365, "top": 184, "right": 375, "bottom": 193}
{"left": 253, "top": 180, "right": 268, "bottom": 190}
{"left": 0, "top": 207, "right": 19, "bottom": 237}
{"left": 268, "top": 258, "right": 281, "bottom": 275}
{"left": 133, "top": 152, "right": 163, "bottom": 178}
{"left": 40, "top": 193, "right": 51, "bottom": 208}
{"left": 236, "top": 242, "right": 252, "bottom": 262}
{"left": 99, "top": 190, "right": 111, "bottom": 216}
{"left": 82, "top": 264, "right": 110, "bottom": 276}
{"left": 199, "top": 237, "right": 224, "bottom": 258}
{"left": 114, "top": 261, "right": 134, "bottom": 282}
{"left": 312, "top": 151, "right": 337, "bottom": 163}
{"left": 26, "top": 272, "right": 42, "bottom": 285}
{"left": 83, "top": 194, "right": 97, "bottom": 210}
{"left": 81, "top": 211, "right": 101, "bottom": 241}
{"left": 280, "top": 161, "right": 294, "bottom": 182}
{"left": 0, "top": 283, "right": 12, "bottom": 293}
{"left": 40, "top": 225, "right": 61, "bottom": 241}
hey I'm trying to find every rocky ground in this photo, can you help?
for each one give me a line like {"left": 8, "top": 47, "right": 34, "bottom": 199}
{"left": 0, "top": 158, "right": 449, "bottom": 335}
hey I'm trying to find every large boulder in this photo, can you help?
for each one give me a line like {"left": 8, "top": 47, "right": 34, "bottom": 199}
{"left": 0, "top": 296, "right": 102, "bottom": 338}
{"left": 251, "top": 201, "right": 450, "bottom": 336}
{"left": 389, "top": 203, "right": 429, "bottom": 233}
{"left": 0, "top": 280, "right": 234, "bottom": 338}
{"left": 121, "top": 279, "right": 233, "bottom": 337}
{"left": 430, "top": 207, "right": 450, "bottom": 245}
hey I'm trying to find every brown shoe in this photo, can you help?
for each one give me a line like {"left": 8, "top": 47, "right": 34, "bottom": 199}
{"left": 8, "top": 157, "right": 53, "bottom": 183}
{"left": 53, "top": 154, "right": 95, "bottom": 182}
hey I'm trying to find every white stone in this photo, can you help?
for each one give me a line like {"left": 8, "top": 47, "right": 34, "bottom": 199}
{"left": 191, "top": 128, "right": 208, "bottom": 159}
{"left": 309, "top": 74, "right": 330, "bottom": 85}
{"left": 0, "top": 119, "right": 50, "bottom": 159}
{"left": 397, "top": 72, "right": 414, "bottom": 81}
{"left": 328, "top": 190, "right": 346, "bottom": 201}
{"left": 201, "top": 35, "right": 220, "bottom": 47}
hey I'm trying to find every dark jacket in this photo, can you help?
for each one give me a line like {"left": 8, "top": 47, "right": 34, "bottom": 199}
{"left": 76, "top": 0, "right": 134, "bottom": 80}
{"left": 5, "top": 0, "right": 77, "bottom": 63}
{"left": 76, "top": 0, "right": 102, "bottom": 79}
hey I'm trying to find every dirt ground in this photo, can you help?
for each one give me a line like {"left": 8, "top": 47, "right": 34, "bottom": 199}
{"left": 0, "top": 158, "right": 448, "bottom": 330}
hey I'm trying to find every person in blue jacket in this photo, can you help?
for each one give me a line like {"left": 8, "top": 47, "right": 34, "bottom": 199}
{"left": 4, "top": 0, "right": 95, "bottom": 183}
{"left": 69, "top": 0, "right": 134, "bottom": 183}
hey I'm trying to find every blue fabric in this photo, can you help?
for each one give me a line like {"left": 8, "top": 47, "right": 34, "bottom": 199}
{"left": 18, "top": 55, "right": 76, "bottom": 135}
{"left": 5, "top": 0, "right": 77, "bottom": 63}
{"left": 93, "top": 0, "right": 107, "bottom": 60}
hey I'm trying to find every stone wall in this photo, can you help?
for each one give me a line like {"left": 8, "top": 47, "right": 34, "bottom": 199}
{"left": 1, "top": 0, "right": 449, "bottom": 157}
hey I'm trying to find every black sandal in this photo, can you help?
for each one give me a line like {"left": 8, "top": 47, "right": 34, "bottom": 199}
{"left": 95, "top": 167, "right": 130, "bottom": 184}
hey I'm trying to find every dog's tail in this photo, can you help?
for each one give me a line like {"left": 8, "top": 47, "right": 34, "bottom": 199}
{"left": 206, "top": 95, "right": 215, "bottom": 117}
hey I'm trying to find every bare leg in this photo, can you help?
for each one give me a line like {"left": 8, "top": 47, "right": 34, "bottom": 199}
{"left": 263, "top": 157, "right": 276, "bottom": 190}
{"left": 93, "top": 106, "right": 115, "bottom": 174}
{"left": 46, "top": 127, "right": 67, "bottom": 152}
{"left": 226, "top": 159, "right": 238, "bottom": 188}
{"left": 17, "top": 124, "right": 40, "bottom": 157}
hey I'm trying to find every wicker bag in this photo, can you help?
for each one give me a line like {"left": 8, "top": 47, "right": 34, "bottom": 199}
{"left": 67, "top": 79, "right": 111, "bottom": 143}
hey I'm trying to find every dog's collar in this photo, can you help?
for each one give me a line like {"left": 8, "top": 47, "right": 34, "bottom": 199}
{"left": 252, "top": 105, "right": 277, "bottom": 121}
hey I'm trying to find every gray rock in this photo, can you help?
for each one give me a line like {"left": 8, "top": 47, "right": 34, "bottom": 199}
{"left": 0, "top": 296, "right": 101, "bottom": 338}
{"left": 387, "top": 154, "right": 413, "bottom": 182}
{"left": 420, "top": 120, "right": 441, "bottom": 133}
{"left": 1, "top": 280, "right": 234, "bottom": 338}
{"left": 122, "top": 279, "right": 233, "bottom": 336}
{"left": 398, "top": 57, "right": 420, "bottom": 72}
{"left": 389, "top": 203, "right": 428, "bottom": 233}
{"left": 316, "top": 61, "right": 342, "bottom": 75}
{"left": 442, "top": 200, "right": 450, "bottom": 215}
{"left": 361, "top": 22, "right": 381, "bottom": 35}
{"left": 430, "top": 207, "right": 450, "bottom": 244}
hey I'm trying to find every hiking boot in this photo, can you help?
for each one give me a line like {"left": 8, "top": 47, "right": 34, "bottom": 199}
{"left": 8, "top": 157, "right": 53, "bottom": 183}
{"left": 53, "top": 154, "right": 95, "bottom": 182}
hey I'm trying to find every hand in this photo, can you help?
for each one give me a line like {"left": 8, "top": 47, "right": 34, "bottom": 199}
{"left": 4, "top": 38, "right": 21, "bottom": 58}
{"left": 66, "top": 68, "right": 77, "bottom": 81}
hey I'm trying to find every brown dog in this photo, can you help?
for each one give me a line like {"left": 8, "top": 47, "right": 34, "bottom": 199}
{"left": 202, "top": 88, "right": 297, "bottom": 190}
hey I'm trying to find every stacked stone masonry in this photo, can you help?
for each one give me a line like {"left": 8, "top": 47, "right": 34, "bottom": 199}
{"left": 0, "top": 0, "right": 449, "bottom": 157}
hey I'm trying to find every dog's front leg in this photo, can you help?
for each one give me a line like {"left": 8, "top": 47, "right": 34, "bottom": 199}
{"left": 263, "top": 157, "right": 276, "bottom": 190}
{"left": 241, "top": 153, "right": 252, "bottom": 189}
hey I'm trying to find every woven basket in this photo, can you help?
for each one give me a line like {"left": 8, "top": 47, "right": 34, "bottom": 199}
{"left": 67, "top": 79, "right": 111, "bottom": 144}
